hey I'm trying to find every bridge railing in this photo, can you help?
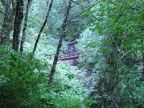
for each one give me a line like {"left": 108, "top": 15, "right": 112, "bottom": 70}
{"left": 59, "top": 52, "right": 79, "bottom": 60}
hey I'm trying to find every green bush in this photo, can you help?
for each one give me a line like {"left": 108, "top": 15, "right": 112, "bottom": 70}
{"left": 0, "top": 47, "right": 46, "bottom": 107}
{"left": 0, "top": 47, "right": 89, "bottom": 108}
{"left": 77, "top": 27, "right": 144, "bottom": 107}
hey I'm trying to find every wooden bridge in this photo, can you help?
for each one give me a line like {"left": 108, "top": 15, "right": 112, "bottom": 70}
{"left": 58, "top": 40, "right": 81, "bottom": 61}
{"left": 59, "top": 52, "right": 80, "bottom": 60}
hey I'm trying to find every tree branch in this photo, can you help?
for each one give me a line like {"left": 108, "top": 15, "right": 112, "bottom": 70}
{"left": 67, "top": 0, "right": 102, "bottom": 24}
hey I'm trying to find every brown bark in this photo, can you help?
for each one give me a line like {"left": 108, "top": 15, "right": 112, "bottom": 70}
{"left": 20, "top": 0, "right": 31, "bottom": 52}
{"left": 33, "top": 0, "right": 54, "bottom": 54}
{"left": 48, "top": 0, "right": 72, "bottom": 86}
{"left": 12, "top": 0, "right": 24, "bottom": 51}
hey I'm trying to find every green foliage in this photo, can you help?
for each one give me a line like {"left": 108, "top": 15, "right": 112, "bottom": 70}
{"left": 38, "top": 54, "right": 89, "bottom": 108}
{"left": 0, "top": 46, "right": 88, "bottom": 107}
{"left": 3, "top": 0, "right": 144, "bottom": 107}
{"left": 24, "top": 34, "right": 67, "bottom": 58}
{"left": 77, "top": 0, "right": 144, "bottom": 107}
{"left": 0, "top": 47, "right": 46, "bottom": 107}
{"left": 77, "top": 28, "right": 103, "bottom": 68}
{"left": 78, "top": 29, "right": 144, "bottom": 107}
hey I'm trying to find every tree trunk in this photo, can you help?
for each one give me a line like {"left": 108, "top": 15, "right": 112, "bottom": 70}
{"left": 20, "top": 0, "right": 31, "bottom": 52}
{"left": 141, "top": 51, "right": 144, "bottom": 77}
{"left": 12, "top": 0, "right": 24, "bottom": 51}
{"left": 33, "top": 0, "right": 54, "bottom": 54}
{"left": 48, "top": 0, "right": 72, "bottom": 86}
{"left": 0, "top": 0, "right": 15, "bottom": 45}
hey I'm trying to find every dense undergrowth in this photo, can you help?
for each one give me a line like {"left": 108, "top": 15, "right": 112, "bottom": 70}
{"left": 0, "top": 46, "right": 89, "bottom": 108}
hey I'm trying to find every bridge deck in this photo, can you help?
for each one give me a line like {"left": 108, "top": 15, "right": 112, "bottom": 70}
{"left": 59, "top": 52, "right": 79, "bottom": 60}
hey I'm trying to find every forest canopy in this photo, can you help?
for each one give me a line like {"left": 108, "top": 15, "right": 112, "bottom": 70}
{"left": 0, "top": 0, "right": 144, "bottom": 108}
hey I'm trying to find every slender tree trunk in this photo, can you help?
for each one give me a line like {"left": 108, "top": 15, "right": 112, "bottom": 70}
{"left": 20, "top": 0, "right": 31, "bottom": 52}
{"left": 33, "top": 0, "right": 54, "bottom": 54}
{"left": 0, "top": 0, "right": 14, "bottom": 45}
{"left": 142, "top": 53, "right": 144, "bottom": 76}
{"left": 48, "top": 0, "right": 72, "bottom": 86}
{"left": 12, "top": 0, "right": 24, "bottom": 51}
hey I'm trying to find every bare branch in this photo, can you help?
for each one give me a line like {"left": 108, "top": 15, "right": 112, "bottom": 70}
{"left": 120, "top": 50, "right": 132, "bottom": 60}
{"left": 67, "top": 0, "right": 102, "bottom": 24}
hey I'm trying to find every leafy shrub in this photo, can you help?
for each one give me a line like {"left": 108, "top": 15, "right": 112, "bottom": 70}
{"left": 0, "top": 46, "right": 89, "bottom": 108}
{"left": 39, "top": 60, "right": 89, "bottom": 108}
{"left": 77, "top": 26, "right": 144, "bottom": 107}
{"left": 0, "top": 47, "right": 47, "bottom": 107}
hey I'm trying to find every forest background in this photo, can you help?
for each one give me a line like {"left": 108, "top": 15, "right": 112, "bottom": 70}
{"left": 0, "top": 0, "right": 144, "bottom": 108}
